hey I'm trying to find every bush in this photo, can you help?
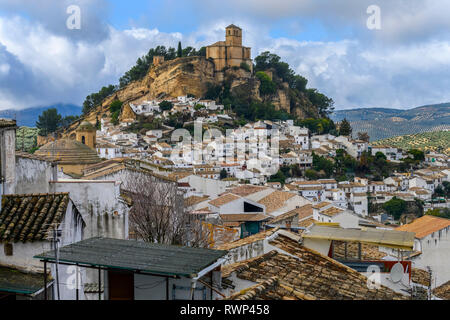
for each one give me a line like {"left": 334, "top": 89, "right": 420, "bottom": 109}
{"left": 240, "top": 62, "right": 251, "bottom": 72}
{"left": 256, "top": 71, "right": 277, "bottom": 96}
{"left": 382, "top": 197, "right": 406, "bottom": 220}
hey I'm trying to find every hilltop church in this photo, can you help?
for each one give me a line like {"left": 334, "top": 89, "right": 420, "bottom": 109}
{"left": 206, "top": 24, "right": 253, "bottom": 72}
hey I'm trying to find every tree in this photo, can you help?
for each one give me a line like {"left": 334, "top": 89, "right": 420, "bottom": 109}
{"left": 408, "top": 149, "right": 425, "bottom": 162}
{"left": 159, "top": 100, "right": 173, "bottom": 111}
{"left": 382, "top": 197, "right": 406, "bottom": 220}
{"left": 305, "top": 169, "right": 319, "bottom": 180}
{"left": 82, "top": 84, "right": 117, "bottom": 114}
{"left": 36, "top": 108, "right": 62, "bottom": 136}
{"left": 109, "top": 100, "right": 123, "bottom": 125}
{"left": 339, "top": 118, "right": 352, "bottom": 136}
{"left": 255, "top": 71, "right": 277, "bottom": 96}
{"left": 177, "top": 41, "right": 182, "bottom": 58}
{"left": 220, "top": 169, "right": 228, "bottom": 180}
{"left": 268, "top": 170, "right": 287, "bottom": 185}
{"left": 357, "top": 132, "right": 370, "bottom": 142}
{"left": 123, "top": 172, "right": 210, "bottom": 247}
{"left": 240, "top": 62, "right": 251, "bottom": 72}
{"left": 60, "top": 115, "right": 80, "bottom": 128}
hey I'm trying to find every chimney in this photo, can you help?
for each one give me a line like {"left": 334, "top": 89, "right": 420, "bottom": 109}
{"left": 0, "top": 119, "right": 17, "bottom": 197}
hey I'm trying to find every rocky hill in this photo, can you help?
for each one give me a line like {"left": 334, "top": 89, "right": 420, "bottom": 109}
{"left": 58, "top": 54, "right": 323, "bottom": 138}
{"left": 331, "top": 103, "right": 450, "bottom": 141}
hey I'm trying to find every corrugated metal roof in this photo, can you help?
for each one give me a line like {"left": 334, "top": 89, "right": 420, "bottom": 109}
{"left": 34, "top": 237, "right": 227, "bottom": 278}
{"left": 303, "top": 226, "right": 415, "bottom": 250}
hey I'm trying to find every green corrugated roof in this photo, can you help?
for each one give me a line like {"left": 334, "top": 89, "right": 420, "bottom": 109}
{"left": 34, "top": 237, "right": 228, "bottom": 278}
{"left": 0, "top": 266, "right": 46, "bottom": 295}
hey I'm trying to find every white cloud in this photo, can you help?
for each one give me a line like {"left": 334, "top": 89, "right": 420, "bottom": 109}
{"left": 1, "top": 3, "right": 450, "bottom": 111}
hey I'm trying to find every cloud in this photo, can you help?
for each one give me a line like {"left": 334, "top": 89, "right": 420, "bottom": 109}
{"left": 1, "top": 1, "right": 450, "bottom": 111}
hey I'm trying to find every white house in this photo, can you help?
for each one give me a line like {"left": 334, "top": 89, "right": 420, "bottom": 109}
{"left": 395, "top": 216, "right": 450, "bottom": 287}
{"left": 0, "top": 193, "right": 85, "bottom": 300}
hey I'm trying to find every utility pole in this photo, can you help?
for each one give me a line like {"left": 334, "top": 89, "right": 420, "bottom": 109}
{"left": 48, "top": 223, "right": 62, "bottom": 300}
{"left": 427, "top": 266, "right": 432, "bottom": 300}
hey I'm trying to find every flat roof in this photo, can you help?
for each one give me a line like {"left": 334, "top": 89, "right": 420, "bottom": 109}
{"left": 34, "top": 237, "right": 227, "bottom": 278}
{"left": 303, "top": 226, "right": 415, "bottom": 250}
{"left": 0, "top": 266, "right": 46, "bottom": 295}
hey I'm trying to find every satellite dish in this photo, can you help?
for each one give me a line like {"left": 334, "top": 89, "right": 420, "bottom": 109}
{"left": 390, "top": 262, "right": 404, "bottom": 283}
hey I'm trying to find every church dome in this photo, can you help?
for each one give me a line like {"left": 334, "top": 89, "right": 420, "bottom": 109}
{"left": 77, "top": 121, "right": 96, "bottom": 131}
{"left": 35, "top": 139, "right": 101, "bottom": 164}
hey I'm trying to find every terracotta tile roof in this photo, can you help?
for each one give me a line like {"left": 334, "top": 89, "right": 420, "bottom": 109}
{"left": 312, "top": 201, "right": 332, "bottom": 209}
{"left": 216, "top": 228, "right": 279, "bottom": 251}
{"left": 15, "top": 151, "right": 52, "bottom": 162}
{"left": 396, "top": 215, "right": 450, "bottom": 239}
{"left": 208, "top": 193, "right": 241, "bottom": 207}
{"left": 411, "top": 268, "right": 431, "bottom": 287}
{"left": 297, "top": 218, "right": 315, "bottom": 229}
{"left": 269, "top": 204, "right": 312, "bottom": 225}
{"left": 229, "top": 185, "right": 268, "bottom": 197}
{"left": 223, "top": 234, "right": 407, "bottom": 300}
{"left": 433, "top": 280, "right": 450, "bottom": 300}
{"left": 0, "top": 193, "right": 71, "bottom": 243}
{"left": 184, "top": 196, "right": 210, "bottom": 207}
{"left": 320, "top": 206, "right": 344, "bottom": 217}
{"left": 167, "top": 171, "right": 194, "bottom": 181}
{"left": 257, "top": 191, "right": 296, "bottom": 214}
{"left": 225, "top": 276, "right": 282, "bottom": 300}
{"left": 0, "top": 118, "right": 16, "bottom": 128}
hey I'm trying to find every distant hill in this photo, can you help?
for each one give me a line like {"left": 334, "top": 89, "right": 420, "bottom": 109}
{"left": 331, "top": 103, "right": 450, "bottom": 141}
{"left": 372, "top": 131, "right": 450, "bottom": 156}
{"left": 0, "top": 104, "right": 82, "bottom": 127}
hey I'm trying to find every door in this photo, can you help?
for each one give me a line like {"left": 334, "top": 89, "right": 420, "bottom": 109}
{"left": 108, "top": 270, "right": 134, "bottom": 300}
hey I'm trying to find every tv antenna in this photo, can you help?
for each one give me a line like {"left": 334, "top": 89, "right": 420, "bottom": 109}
{"left": 46, "top": 223, "right": 63, "bottom": 300}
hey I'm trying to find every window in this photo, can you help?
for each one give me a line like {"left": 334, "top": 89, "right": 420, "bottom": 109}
{"left": 4, "top": 243, "right": 13, "bottom": 256}
{"left": 82, "top": 136, "right": 86, "bottom": 144}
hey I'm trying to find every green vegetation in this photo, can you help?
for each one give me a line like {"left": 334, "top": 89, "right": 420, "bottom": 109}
{"left": 15, "top": 127, "right": 39, "bottom": 153}
{"left": 110, "top": 100, "right": 123, "bottom": 125}
{"left": 254, "top": 51, "right": 334, "bottom": 117}
{"left": 119, "top": 45, "right": 206, "bottom": 88}
{"left": 373, "top": 131, "right": 450, "bottom": 156}
{"left": 36, "top": 108, "right": 80, "bottom": 136}
{"left": 255, "top": 71, "right": 277, "bottom": 96}
{"left": 434, "top": 182, "right": 450, "bottom": 199}
{"left": 426, "top": 208, "right": 450, "bottom": 219}
{"left": 295, "top": 118, "right": 337, "bottom": 135}
{"left": 81, "top": 45, "right": 207, "bottom": 116}
{"left": 82, "top": 85, "right": 117, "bottom": 115}
{"left": 240, "top": 62, "right": 251, "bottom": 72}
{"left": 36, "top": 108, "right": 62, "bottom": 136}
{"left": 383, "top": 197, "right": 407, "bottom": 220}
{"left": 268, "top": 170, "right": 287, "bottom": 185}
{"left": 159, "top": 100, "right": 173, "bottom": 111}
{"left": 339, "top": 118, "right": 352, "bottom": 136}
{"left": 220, "top": 169, "right": 228, "bottom": 180}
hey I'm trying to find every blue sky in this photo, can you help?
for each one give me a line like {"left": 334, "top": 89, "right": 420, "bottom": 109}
{"left": 1, "top": 0, "right": 450, "bottom": 111}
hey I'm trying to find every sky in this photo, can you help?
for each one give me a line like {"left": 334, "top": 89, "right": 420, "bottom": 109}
{"left": 1, "top": 0, "right": 450, "bottom": 111}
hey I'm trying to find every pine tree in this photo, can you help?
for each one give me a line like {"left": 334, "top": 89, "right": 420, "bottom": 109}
{"left": 339, "top": 118, "right": 352, "bottom": 136}
{"left": 177, "top": 42, "right": 182, "bottom": 58}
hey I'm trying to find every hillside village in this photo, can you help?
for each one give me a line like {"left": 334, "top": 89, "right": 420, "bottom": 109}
{"left": 0, "top": 25, "right": 450, "bottom": 301}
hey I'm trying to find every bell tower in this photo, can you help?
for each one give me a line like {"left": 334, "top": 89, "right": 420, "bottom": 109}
{"left": 225, "top": 24, "right": 242, "bottom": 47}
